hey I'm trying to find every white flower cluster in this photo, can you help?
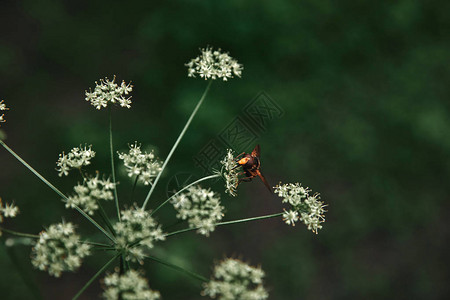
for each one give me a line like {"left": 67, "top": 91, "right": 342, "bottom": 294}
{"left": 118, "top": 142, "right": 163, "bottom": 186}
{"left": 0, "top": 100, "right": 9, "bottom": 126}
{"left": 220, "top": 149, "right": 239, "bottom": 197}
{"left": 85, "top": 76, "right": 133, "bottom": 110}
{"left": 203, "top": 258, "right": 268, "bottom": 300}
{"left": 171, "top": 185, "right": 224, "bottom": 237}
{"left": 114, "top": 206, "right": 165, "bottom": 262}
{"left": 274, "top": 182, "right": 326, "bottom": 233}
{"left": 31, "top": 222, "right": 91, "bottom": 277}
{"left": 65, "top": 174, "right": 115, "bottom": 215}
{"left": 0, "top": 198, "right": 19, "bottom": 236}
{"left": 56, "top": 145, "right": 96, "bottom": 177}
{"left": 185, "top": 47, "right": 243, "bottom": 81}
{"left": 102, "top": 269, "right": 161, "bottom": 300}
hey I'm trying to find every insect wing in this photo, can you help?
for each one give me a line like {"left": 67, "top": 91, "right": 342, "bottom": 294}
{"left": 251, "top": 144, "right": 260, "bottom": 158}
{"left": 257, "top": 170, "right": 272, "bottom": 193}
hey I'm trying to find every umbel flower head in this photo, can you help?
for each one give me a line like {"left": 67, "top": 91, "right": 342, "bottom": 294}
{"left": 0, "top": 100, "right": 9, "bottom": 126}
{"left": 102, "top": 269, "right": 161, "bottom": 300}
{"left": 185, "top": 46, "right": 243, "bottom": 81}
{"left": 0, "top": 198, "right": 19, "bottom": 236}
{"left": 65, "top": 173, "right": 115, "bottom": 215}
{"left": 85, "top": 76, "right": 133, "bottom": 110}
{"left": 219, "top": 149, "right": 239, "bottom": 197}
{"left": 202, "top": 258, "right": 268, "bottom": 300}
{"left": 171, "top": 185, "right": 224, "bottom": 237}
{"left": 56, "top": 144, "right": 96, "bottom": 177}
{"left": 274, "top": 182, "right": 327, "bottom": 234}
{"left": 31, "top": 222, "right": 91, "bottom": 277}
{"left": 118, "top": 142, "right": 163, "bottom": 186}
{"left": 113, "top": 206, "right": 165, "bottom": 262}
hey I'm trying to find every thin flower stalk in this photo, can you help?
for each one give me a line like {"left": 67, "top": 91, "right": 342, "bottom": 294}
{"left": 109, "top": 107, "right": 121, "bottom": 221}
{"left": 150, "top": 173, "right": 220, "bottom": 216}
{"left": 164, "top": 212, "right": 283, "bottom": 238}
{"left": 144, "top": 255, "right": 208, "bottom": 282}
{"left": 142, "top": 80, "right": 212, "bottom": 210}
{"left": 0, "top": 227, "right": 39, "bottom": 239}
{"left": 0, "top": 140, "right": 116, "bottom": 243}
{"left": 72, "top": 253, "right": 121, "bottom": 300}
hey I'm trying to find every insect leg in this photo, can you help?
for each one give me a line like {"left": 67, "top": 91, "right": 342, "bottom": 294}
{"left": 234, "top": 152, "right": 245, "bottom": 161}
{"left": 236, "top": 176, "right": 253, "bottom": 188}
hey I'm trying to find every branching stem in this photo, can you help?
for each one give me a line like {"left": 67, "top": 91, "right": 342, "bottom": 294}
{"left": 0, "top": 140, "right": 116, "bottom": 243}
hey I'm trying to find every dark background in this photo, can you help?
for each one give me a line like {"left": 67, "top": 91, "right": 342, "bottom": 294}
{"left": 1, "top": 0, "right": 449, "bottom": 299}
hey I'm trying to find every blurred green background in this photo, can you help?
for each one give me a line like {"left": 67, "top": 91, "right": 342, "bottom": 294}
{"left": 1, "top": 0, "right": 449, "bottom": 299}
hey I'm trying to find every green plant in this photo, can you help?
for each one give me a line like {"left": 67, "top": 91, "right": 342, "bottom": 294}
{"left": 0, "top": 47, "right": 326, "bottom": 299}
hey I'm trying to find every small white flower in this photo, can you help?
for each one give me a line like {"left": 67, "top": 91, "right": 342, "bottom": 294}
{"left": 219, "top": 149, "right": 239, "bottom": 197}
{"left": 282, "top": 209, "right": 299, "bottom": 226}
{"left": 0, "top": 100, "right": 8, "bottom": 111}
{"left": 56, "top": 144, "right": 96, "bottom": 177}
{"left": 300, "top": 193, "right": 327, "bottom": 233}
{"left": 114, "top": 206, "right": 165, "bottom": 263}
{"left": 0, "top": 198, "right": 20, "bottom": 236}
{"left": 2, "top": 202, "right": 19, "bottom": 218}
{"left": 118, "top": 142, "right": 162, "bottom": 186}
{"left": 274, "top": 182, "right": 327, "bottom": 233}
{"left": 85, "top": 76, "right": 133, "bottom": 110}
{"left": 203, "top": 258, "right": 268, "bottom": 300}
{"left": 65, "top": 173, "right": 115, "bottom": 215}
{"left": 185, "top": 47, "right": 243, "bottom": 81}
{"left": 171, "top": 185, "right": 224, "bottom": 237}
{"left": 31, "top": 221, "right": 91, "bottom": 277}
{"left": 0, "top": 100, "right": 9, "bottom": 126}
{"left": 102, "top": 269, "right": 161, "bottom": 300}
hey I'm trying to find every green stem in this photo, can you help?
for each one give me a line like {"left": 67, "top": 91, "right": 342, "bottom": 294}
{"left": 131, "top": 174, "right": 139, "bottom": 203}
{"left": 0, "top": 140, "right": 116, "bottom": 243}
{"left": 0, "top": 228, "right": 113, "bottom": 251}
{"left": 0, "top": 227, "right": 39, "bottom": 239}
{"left": 78, "top": 168, "right": 86, "bottom": 180}
{"left": 142, "top": 81, "right": 213, "bottom": 210}
{"left": 165, "top": 212, "right": 284, "bottom": 238}
{"left": 0, "top": 140, "right": 67, "bottom": 200}
{"left": 163, "top": 219, "right": 187, "bottom": 232}
{"left": 144, "top": 255, "right": 208, "bottom": 282}
{"left": 109, "top": 107, "right": 121, "bottom": 221}
{"left": 72, "top": 253, "right": 121, "bottom": 300}
{"left": 0, "top": 228, "right": 112, "bottom": 249}
{"left": 150, "top": 173, "right": 220, "bottom": 216}
{"left": 4, "top": 244, "right": 43, "bottom": 300}
{"left": 95, "top": 199, "right": 116, "bottom": 236}
{"left": 119, "top": 256, "right": 125, "bottom": 275}
{"left": 81, "top": 240, "right": 112, "bottom": 247}
{"left": 92, "top": 247, "right": 117, "bottom": 252}
{"left": 71, "top": 205, "right": 116, "bottom": 243}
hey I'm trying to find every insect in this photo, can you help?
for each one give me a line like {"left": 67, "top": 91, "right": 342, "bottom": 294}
{"left": 233, "top": 144, "right": 272, "bottom": 193}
